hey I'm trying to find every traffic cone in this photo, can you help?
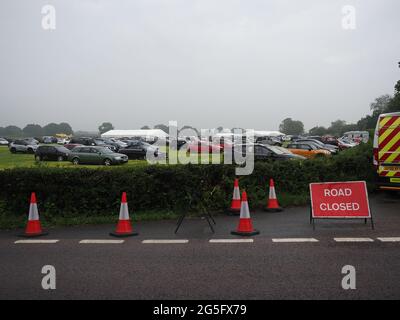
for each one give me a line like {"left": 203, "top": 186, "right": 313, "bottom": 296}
{"left": 110, "top": 192, "right": 138, "bottom": 237}
{"left": 231, "top": 191, "right": 259, "bottom": 236}
{"left": 227, "top": 178, "right": 241, "bottom": 215}
{"left": 265, "top": 179, "right": 283, "bottom": 212}
{"left": 19, "top": 192, "right": 48, "bottom": 237}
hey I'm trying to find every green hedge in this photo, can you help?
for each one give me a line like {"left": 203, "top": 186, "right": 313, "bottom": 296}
{"left": 0, "top": 143, "right": 375, "bottom": 221}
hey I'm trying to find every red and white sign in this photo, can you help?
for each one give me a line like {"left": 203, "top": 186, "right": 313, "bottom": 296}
{"left": 310, "top": 181, "right": 371, "bottom": 218}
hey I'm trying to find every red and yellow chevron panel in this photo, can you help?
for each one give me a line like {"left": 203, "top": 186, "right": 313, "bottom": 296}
{"left": 378, "top": 115, "right": 400, "bottom": 166}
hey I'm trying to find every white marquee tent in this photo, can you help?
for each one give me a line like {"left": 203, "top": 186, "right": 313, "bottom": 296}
{"left": 101, "top": 129, "right": 169, "bottom": 139}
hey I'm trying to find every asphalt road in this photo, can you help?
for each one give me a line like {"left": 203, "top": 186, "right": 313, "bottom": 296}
{"left": 0, "top": 192, "right": 399, "bottom": 300}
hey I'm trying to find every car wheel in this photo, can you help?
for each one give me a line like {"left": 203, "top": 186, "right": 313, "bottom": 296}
{"left": 57, "top": 156, "right": 64, "bottom": 162}
{"left": 104, "top": 159, "right": 112, "bottom": 166}
{"left": 27, "top": 148, "right": 34, "bottom": 154}
{"left": 72, "top": 157, "right": 79, "bottom": 165}
{"left": 10, "top": 148, "right": 16, "bottom": 154}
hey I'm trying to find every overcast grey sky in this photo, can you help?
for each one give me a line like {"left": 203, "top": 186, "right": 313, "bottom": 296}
{"left": 0, "top": 0, "right": 399, "bottom": 131}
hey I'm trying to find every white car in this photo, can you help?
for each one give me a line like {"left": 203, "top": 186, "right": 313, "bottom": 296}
{"left": 0, "top": 138, "right": 9, "bottom": 145}
{"left": 9, "top": 140, "right": 39, "bottom": 154}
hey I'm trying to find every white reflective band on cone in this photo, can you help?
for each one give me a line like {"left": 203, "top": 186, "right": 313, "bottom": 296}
{"left": 28, "top": 203, "right": 39, "bottom": 221}
{"left": 269, "top": 187, "right": 277, "bottom": 200}
{"left": 118, "top": 202, "right": 130, "bottom": 220}
{"left": 240, "top": 201, "right": 251, "bottom": 219}
{"left": 233, "top": 187, "right": 240, "bottom": 199}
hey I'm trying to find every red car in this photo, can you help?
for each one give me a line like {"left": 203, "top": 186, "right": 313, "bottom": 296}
{"left": 187, "top": 141, "right": 222, "bottom": 153}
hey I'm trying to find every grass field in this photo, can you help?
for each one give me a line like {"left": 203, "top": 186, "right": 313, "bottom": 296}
{"left": 0, "top": 145, "right": 224, "bottom": 169}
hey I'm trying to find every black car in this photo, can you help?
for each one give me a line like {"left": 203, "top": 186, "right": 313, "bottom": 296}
{"left": 35, "top": 145, "right": 70, "bottom": 161}
{"left": 233, "top": 143, "right": 306, "bottom": 161}
{"left": 118, "top": 141, "right": 166, "bottom": 160}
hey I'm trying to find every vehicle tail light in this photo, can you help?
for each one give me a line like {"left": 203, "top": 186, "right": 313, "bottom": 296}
{"left": 373, "top": 147, "right": 378, "bottom": 167}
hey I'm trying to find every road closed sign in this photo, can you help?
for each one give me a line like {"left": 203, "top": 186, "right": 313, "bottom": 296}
{"left": 310, "top": 181, "right": 371, "bottom": 219}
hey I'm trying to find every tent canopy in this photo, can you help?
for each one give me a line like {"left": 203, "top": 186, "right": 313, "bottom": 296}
{"left": 101, "top": 129, "right": 169, "bottom": 139}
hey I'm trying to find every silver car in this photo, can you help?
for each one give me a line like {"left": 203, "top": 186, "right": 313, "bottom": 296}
{"left": 9, "top": 140, "right": 39, "bottom": 154}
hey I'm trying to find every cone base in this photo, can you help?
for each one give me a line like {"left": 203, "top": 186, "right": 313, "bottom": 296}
{"left": 18, "top": 231, "right": 49, "bottom": 238}
{"left": 264, "top": 207, "right": 283, "bottom": 212}
{"left": 231, "top": 229, "right": 260, "bottom": 236}
{"left": 109, "top": 231, "right": 138, "bottom": 238}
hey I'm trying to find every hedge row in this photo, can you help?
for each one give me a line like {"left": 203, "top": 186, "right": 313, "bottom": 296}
{"left": 0, "top": 143, "right": 375, "bottom": 219}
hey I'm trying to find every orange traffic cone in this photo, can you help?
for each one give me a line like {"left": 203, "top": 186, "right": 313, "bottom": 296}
{"left": 231, "top": 191, "right": 259, "bottom": 236}
{"left": 19, "top": 192, "right": 48, "bottom": 237}
{"left": 110, "top": 192, "right": 138, "bottom": 237}
{"left": 228, "top": 178, "right": 241, "bottom": 215}
{"left": 265, "top": 179, "right": 283, "bottom": 212}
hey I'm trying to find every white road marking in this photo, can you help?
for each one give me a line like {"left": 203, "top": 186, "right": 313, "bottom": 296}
{"left": 272, "top": 238, "right": 319, "bottom": 243}
{"left": 334, "top": 237, "right": 374, "bottom": 242}
{"left": 142, "top": 239, "right": 189, "bottom": 244}
{"left": 14, "top": 240, "right": 59, "bottom": 244}
{"left": 79, "top": 240, "right": 125, "bottom": 244}
{"left": 377, "top": 237, "right": 400, "bottom": 242}
{"left": 209, "top": 239, "right": 254, "bottom": 243}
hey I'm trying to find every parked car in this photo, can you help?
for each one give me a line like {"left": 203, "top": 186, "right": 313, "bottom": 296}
{"left": 9, "top": 140, "right": 39, "bottom": 154}
{"left": 287, "top": 143, "right": 331, "bottom": 159}
{"left": 23, "top": 138, "right": 39, "bottom": 145}
{"left": 64, "top": 143, "right": 84, "bottom": 150}
{"left": 337, "top": 137, "right": 358, "bottom": 150}
{"left": 35, "top": 145, "right": 70, "bottom": 161}
{"left": 187, "top": 140, "right": 222, "bottom": 153}
{"left": 233, "top": 143, "right": 306, "bottom": 161}
{"left": 118, "top": 141, "right": 166, "bottom": 160}
{"left": 69, "top": 137, "right": 117, "bottom": 151}
{"left": 295, "top": 139, "right": 338, "bottom": 154}
{"left": 0, "top": 138, "right": 9, "bottom": 146}
{"left": 94, "top": 138, "right": 126, "bottom": 151}
{"left": 42, "top": 136, "right": 58, "bottom": 144}
{"left": 68, "top": 146, "right": 128, "bottom": 166}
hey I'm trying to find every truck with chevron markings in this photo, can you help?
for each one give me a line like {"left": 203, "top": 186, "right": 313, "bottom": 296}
{"left": 373, "top": 112, "right": 400, "bottom": 190}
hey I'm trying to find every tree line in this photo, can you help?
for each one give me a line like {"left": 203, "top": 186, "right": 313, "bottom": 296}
{"left": 0, "top": 123, "right": 73, "bottom": 138}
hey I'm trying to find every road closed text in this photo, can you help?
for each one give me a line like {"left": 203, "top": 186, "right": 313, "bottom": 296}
{"left": 310, "top": 182, "right": 370, "bottom": 218}
{"left": 320, "top": 188, "right": 360, "bottom": 211}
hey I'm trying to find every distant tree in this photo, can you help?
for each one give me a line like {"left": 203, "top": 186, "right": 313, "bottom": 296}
{"left": 23, "top": 124, "right": 43, "bottom": 137}
{"left": 386, "top": 79, "right": 400, "bottom": 113}
{"left": 154, "top": 124, "right": 169, "bottom": 133}
{"left": 179, "top": 125, "right": 199, "bottom": 136}
{"left": 3, "top": 125, "right": 23, "bottom": 137}
{"left": 327, "top": 120, "right": 349, "bottom": 137}
{"left": 43, "top": 123, "right": 60, "bottom": 136}
{"left": 98, "top": 122, "right": 114, "bottom": 134}
{"left": 216, "top": 126, "right": 223, "bottom": 132}
{"left": 141, "top": 125, "right": 150, "bottom": 130}
{"left": 308, "top": 126, "right": 328, "bottom": 136}
{"left": 370, "top": 94, "right": 392, "bottom": 114}
{"left": 0, "top": 127, "right": 5, "bottom": 136}
{"left": 58, "top": 122, "right": 73, "bottom": 135}
{"left": 279, "top": 118, "right": 304, "bottom": 135}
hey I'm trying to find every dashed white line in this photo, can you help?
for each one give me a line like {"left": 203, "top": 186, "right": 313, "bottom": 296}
{"left": 142, "top": 239, "right": 189, "bottom": 244}
{"left": 14, "top": 240, "right": 59, "bottom": 244}
{"left": 209, "top": 239, "right": 254, "bottom": 243}
{"left": 334, "top": 237, "right": 374, "bottom": 242}
{"left": 377, "top": 237, "right": 400, "bottom": 242}
{"left": 79, "top": 240, "right": 125, "bottom": 244}
{"left": 272, "top": 238, "right": 319, "bottom": 243}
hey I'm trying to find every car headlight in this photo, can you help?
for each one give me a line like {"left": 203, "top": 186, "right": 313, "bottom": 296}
{"left": 114, "top": 156, "right": 121, "bottom": 160}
